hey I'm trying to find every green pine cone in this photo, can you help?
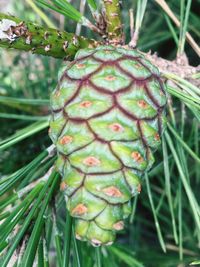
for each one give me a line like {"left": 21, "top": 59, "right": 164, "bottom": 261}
{"left": 49, "top": 45, "right": 167, "bottom": 246}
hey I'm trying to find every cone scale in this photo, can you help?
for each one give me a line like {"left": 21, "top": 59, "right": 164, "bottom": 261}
{"left": 49, "top": 46, "right": 167, "bottom": 246}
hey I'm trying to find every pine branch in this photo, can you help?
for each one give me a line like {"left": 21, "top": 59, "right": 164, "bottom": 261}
{"left": 144, "top": 52, "right": 200, "bottom": 87}
{"left": 0, "top": 14, "right": 198, "bottom": 85}
{"left": 0, "top": 13, "right": 97, "bottom": 59}
{"left": 102, "top": 0, "right": 124, "bottom": 44}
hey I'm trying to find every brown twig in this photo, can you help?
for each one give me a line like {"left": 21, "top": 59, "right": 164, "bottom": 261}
{"left": 144, "top": 51, "right": 200, "bottom": 87}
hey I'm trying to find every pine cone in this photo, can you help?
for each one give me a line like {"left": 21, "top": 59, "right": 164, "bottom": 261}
{"left": 49, "top": 46, "right": 167, "bottom": 246}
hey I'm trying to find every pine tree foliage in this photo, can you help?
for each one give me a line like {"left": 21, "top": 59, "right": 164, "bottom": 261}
{"left": 0, "top": 0, "right": 199, "bottom": 266}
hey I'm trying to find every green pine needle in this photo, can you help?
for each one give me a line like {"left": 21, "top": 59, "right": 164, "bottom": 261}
{"left": 145, "top": 173, "right": 166, "bottom": 253}
{"left": 0, "top": 120, "right": 48, "bottom": 151}
{"left": 86, "top": 0, "right": 97, "bottom": 11}
{"left": 167, "top": 123, "right": 200, "bottom": 164}
{"left": 108, "top": 246, "right": 144, "bottom": 267}
{"left": 162, "top": 137, "right": 178, "bottom": 244}
{"left": 165, "top": 131, "right": 200, "bottom": 233}
{"left": 21, "top": 172, "right": 60, "bottom": 266}
{"left": 95, "top": 247, "right": 102, "bottom": 267}
{"left": 178, "top": 0, "right": 192, "bottom": 54}
{"left": 36, "top": 0, "right": 83, "bottom": 23}
{"left": 0, "top": 150, "right": 48, "bottom": 197}
{"left": 62, "top": 210, "right": 73, "bottom": 267}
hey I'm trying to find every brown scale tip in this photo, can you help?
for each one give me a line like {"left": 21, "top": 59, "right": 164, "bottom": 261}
{"left": 131, "top": 151, "right": 144, "bottom": 163}
{"left": 76, "top": 63, "right": 86, "bottom": 69}
{"left": 137, "top": 184, "right": 142, "bottom": 193}
{"left": 137, "top": 100, "right": 148, "bottom": 109}
{"left": 134, "top": 62, "right": 143, "bottom": 69}
{"left": 79, "top": 100, "right": 92, "bottom": 108}
{"left": 154, "top": 133, "right": 160, "bottom": 141}
{"left": 83, "top": 156, "right": 101, "bottom": 166}
{"left": 102, "top": 186, "right": 122, "bottom": 197}
{"left": 60, "top": 135, "right": 73, "bottom": 145}
{"left": 60, "top": 181, "right": 67, "bottom": 191}
{"left": 160, "top": 90, "right": 164, "bottom": 96}
{"left": 113, "top": 221, "right": 124, "bottom": 231}
{"left": 109, "top": 123, "right": 124, "bottom": 133}
{"left": 72, "top": 204, "right": 88, "bottom": 215}
{"left": 105, "top": 75, "right": 116, "bottom": 81}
